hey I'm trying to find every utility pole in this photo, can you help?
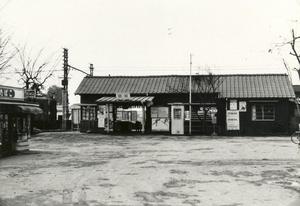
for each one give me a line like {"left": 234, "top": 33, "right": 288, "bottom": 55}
{"left": 62, "top": 48, "right": 69, "bottom": 130}
{"left": 189, "top": 53, "right": 192, "bottom": 135}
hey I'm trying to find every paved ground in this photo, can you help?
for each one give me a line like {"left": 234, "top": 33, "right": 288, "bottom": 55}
{"left": 1, "top": 132, "right": 300, "bottom": 206}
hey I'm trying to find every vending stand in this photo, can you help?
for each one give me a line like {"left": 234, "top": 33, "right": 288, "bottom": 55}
{"left": 0, "top": 85, "right": 42, "bottom": 156}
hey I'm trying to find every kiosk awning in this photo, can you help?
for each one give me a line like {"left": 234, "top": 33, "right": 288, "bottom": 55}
{"left": 17, "top": 105, "right": 43, "bottom": 115}
{"left": 96, "top": 96, "right": 154, "bottom": 105}
{"left": 0, "top": 101, "right": 43, "bottom": 114}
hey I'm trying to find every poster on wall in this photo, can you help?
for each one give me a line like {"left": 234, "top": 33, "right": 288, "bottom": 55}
{"left": 239, "top": 101, "right": 247, "bottom": 112}
{"left": 229, "top": 99, "right": 238, "bottom": 110}
{"left": 152, "top": 118, "right": 169, "bottom": 131}
{"left": 226, "top": 110, "right": 240, "bottom": 130}
{"left": 151, "top": 107, "right": 169, "bottom": 131}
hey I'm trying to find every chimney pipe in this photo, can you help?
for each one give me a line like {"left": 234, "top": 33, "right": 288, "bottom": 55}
{"left": 89, "top": 64, "right": 94, "bottom": 76}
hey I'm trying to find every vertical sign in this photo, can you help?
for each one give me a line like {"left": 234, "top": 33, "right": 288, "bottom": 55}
{"left": 226, "top": 110, "right": 240, "bottom": 130}
{"left": 229, "top": 99, "right": 238, "bottom": 110}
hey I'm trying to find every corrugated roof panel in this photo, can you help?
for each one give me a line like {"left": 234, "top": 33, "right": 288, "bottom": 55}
{"left": 75, "top": 74, "right": 295, "bottom": 98}
{"left": 273, "top": 76, "right": 283, "bottom": 97}
{"left": 250, "top": 75, "right": 257, "bottom": 98}
{"left": 264, "top": 76, "right": 272, "bottom": 97}
{"left": 241, "top": 76, "right": 247, "bottom": 98}
{"left": 102, "top": 78, "right": 112, "bottom": 93}
{"left": 282, "top": 76, "right": 293, "bottom": 97}
{"left": 140, "top": 77, "right": 149, "bottom": 93}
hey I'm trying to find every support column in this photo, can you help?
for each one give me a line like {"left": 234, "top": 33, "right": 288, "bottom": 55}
{"left": 106, "top": 104, "right": 109, "bottom": 133}
{"left": 142, "top": 106, "right": 145, "bottom": 133}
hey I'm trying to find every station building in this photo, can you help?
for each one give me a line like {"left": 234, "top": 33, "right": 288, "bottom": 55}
{"left": 74, "top": 74, "right": 296, "bottom": 136}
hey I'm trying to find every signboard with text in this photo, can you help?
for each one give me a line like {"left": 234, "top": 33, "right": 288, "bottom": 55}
{"left": 226, "top": 110, "right": 240, "bottom": 130}
{"left": 0, "top": 86, "right": 24, "bottom": 100}
{"left": 229, "top": 99, "right": 238, "bottom": 110}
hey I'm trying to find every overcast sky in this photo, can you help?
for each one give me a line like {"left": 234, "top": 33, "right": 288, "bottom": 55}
{"left": 1, "top": 0, "right": 300, "bottom": 104}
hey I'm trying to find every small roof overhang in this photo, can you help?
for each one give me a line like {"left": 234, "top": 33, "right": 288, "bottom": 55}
{"left": 0, "top": 101, "right": 43, "bottom": 115}
{"left": 17, "top": 105, "right": 43, "bottom": 115}
{"left": 96, "top": 96, "right": 154, "bottom": 105}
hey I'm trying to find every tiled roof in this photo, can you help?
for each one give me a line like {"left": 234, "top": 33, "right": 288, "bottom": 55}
{"left": 75, "top": 74, "right": 295, "bottom": 98}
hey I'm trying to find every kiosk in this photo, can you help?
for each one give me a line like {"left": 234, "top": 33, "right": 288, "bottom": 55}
{"left": 0, "top": 85, "right": 42, "bottom": 156}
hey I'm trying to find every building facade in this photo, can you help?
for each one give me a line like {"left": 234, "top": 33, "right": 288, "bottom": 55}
{"left": 75, "top": 74, "right": 296, "bottom": 136}
{"left": 0, "top": 85, "right": 42, "bottom": 156}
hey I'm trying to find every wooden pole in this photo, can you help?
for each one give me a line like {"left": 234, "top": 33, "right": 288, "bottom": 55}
{"left": 189, "top": 53, "right": 192, "bottom": 135}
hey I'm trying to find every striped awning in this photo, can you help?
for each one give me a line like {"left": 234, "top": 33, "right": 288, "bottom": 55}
{"left": 96, "top": 96, "right": 154, "bottom": 105}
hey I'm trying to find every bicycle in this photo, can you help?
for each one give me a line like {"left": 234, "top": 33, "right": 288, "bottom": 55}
{"left": 291, "top": 131, "right": 300, "bottom": 145}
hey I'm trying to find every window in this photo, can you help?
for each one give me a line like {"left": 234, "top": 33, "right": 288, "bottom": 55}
{"left": 81, "top": 106, "right": 96, "bottom": 120}
{"left": 174, "top": 109, "right": 182, "bottom": 119}
{"left": 252, "top": 104, "right": 275, "bottom": 121}
{"left": 81, "top": 106, "right": 89, "bottom": 120}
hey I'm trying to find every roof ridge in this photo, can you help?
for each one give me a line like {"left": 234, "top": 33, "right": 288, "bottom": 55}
{"left": 86, "top": 73, "right": 288, "bottom": 78}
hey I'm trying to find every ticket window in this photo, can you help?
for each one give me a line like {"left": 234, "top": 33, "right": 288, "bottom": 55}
{"left": 171, "top": 105, "right": 184, "bottom": 135}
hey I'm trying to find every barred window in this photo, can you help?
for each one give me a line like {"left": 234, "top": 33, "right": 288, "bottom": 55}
{"left": 81, "top": 106, "right": 96, "bottom": 120}
{"left": 252, "top": 104, "right": 275, "bottom": 121}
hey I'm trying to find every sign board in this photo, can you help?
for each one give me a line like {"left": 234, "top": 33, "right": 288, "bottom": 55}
{"left": 239, "top": 101, "right": 247, "bottom": 112}
{"left": 226, "top": 110, "right": 240, "bottom": 130}
{"left": 116, "top": 93, "right": 130, "bottom": 100}
{"left": 24, "top": 89, "right": 36, "bottom": 99}
{"left": 229, "top": 99, "right": 238, "bottom": 110}
{"left": 0, "top": 86, "right": 24, "bottom": 100}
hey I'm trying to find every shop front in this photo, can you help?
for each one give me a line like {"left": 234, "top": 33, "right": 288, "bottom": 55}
{"left": 96, "top": 95, "right": 154, "bottom": 133}
{"left": 0, "top": 85, "right": 42, "bottom": 156}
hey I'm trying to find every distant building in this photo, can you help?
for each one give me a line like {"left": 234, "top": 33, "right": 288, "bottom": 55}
{"left": 74, "top": 74, "right": 296, "bottom": 136}
{"left": 27, "top": 96, "right": 58, "bottom": 130}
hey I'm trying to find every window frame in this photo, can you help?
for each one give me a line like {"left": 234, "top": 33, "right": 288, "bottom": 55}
{"left": 252, "top": 103, "right": 275, "bottom": 121}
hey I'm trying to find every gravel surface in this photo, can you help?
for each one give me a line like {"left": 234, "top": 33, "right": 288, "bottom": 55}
{"left": 1, "top": 132, "right": 300, "bottom": 206}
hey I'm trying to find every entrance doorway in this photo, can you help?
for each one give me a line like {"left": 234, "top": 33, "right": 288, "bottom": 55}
{"left": 184, "top": 104, "right": 217, "bottom": 135}
{"left": 171, "top": 105, "right": 184, "bottom": 135}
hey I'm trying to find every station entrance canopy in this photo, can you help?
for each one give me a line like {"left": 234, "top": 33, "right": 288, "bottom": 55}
{"left": 96, "top": 96, "right": 154, "bottom": 106}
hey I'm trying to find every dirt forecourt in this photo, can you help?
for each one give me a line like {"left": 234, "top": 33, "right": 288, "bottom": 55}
{"left": 1, "top": 132, "right": 300, "bottom": 206}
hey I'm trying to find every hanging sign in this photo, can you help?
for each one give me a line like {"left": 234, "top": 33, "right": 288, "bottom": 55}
{"left": 116, "top": 93, "right": 130, "bottom": 100}
{"left": 226, "top": 110, "right": 240, "bottom": 130}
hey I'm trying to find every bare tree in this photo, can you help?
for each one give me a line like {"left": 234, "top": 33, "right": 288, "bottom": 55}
{"left": 193, "top": 72, "right": 223, "bottom": 94}
{"left": 289, "top": 29, "right": 300, "bottom": 78}
{"left": 0, "top": 30, "right": 15, "bottom": 72}
{"left": 16, "top": 46, "right": 59, "bottom": 95}
{"left": 167, "top": 72, "right": 223, "bottom": 95}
